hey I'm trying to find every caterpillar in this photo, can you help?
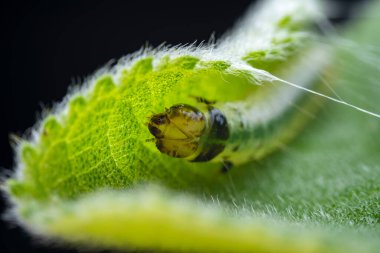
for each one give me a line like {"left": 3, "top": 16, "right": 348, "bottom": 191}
{"left": 148, "top": 46, "right": 331, "bottom": 172}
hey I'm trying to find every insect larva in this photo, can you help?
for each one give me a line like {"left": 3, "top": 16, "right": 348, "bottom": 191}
{"left": 148, "top": 47, "right": 331, "bottom": 171}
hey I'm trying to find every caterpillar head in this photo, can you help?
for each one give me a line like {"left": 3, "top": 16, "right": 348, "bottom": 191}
{"left": 148, "top": 104, "right": 206, "bottom": 158}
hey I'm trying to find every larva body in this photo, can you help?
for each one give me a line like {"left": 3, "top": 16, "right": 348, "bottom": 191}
{"left": 219, "top": 48, "right": 331, "bottom": 166}
{"left": 148, "top": 47, "right": 331, "bottom": 168}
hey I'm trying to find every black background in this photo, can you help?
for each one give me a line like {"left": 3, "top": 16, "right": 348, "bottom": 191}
{"left": 0, "top": 0, "right": 369, "bottom": 252}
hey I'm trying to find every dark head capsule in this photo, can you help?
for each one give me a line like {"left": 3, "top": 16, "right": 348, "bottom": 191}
{"left": 148, "top": 104, "right": 206, "bottom": 158}
{"left": 148, "top": 104, "right": 230, "bottom": 162}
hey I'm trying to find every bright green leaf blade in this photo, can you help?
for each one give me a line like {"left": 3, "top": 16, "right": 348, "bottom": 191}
{"left": 18, "top": 186, "right": 379, "bottom": 253}
{"left": 4, "top": 0, "right": 380, "bottom": 252}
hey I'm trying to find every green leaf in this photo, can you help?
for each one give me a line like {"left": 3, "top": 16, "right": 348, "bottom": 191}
{"left": 4, "top": 0, "right": 380, "bottom": 252}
